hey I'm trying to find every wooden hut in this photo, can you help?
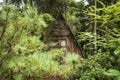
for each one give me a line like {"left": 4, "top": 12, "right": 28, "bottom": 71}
{"left": 48, "top": 22, "right": 85, "bottom": 58}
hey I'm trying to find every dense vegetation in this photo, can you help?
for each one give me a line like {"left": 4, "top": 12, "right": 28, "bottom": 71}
{"left": 0, "top": 0, "right": 120, "bottom": 80}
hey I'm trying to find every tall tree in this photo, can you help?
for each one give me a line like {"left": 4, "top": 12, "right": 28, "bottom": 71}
{"left": 9, "top": 0, "right": 69, "bottom": 20}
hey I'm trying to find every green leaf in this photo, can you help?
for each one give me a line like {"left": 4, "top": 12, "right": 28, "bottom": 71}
{"left": 13, "top": 74, "right": 23, "bottom": 80}
{"left": 117, "top": 76, "right": 120, "bottom": 80}
{"left": 114, "top": 48, "right": 120, "bottom": 55}
{"left": 104, "top": 69, "right": 120, "bottom": 76}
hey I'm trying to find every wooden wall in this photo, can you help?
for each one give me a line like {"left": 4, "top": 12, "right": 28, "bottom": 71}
{"left": 51, "top": 24, "right": 82, "bottom": 55}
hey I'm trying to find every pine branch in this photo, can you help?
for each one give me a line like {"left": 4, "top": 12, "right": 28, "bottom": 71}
{"left": 0, "top": 10, "right": 9, "bottom": 40}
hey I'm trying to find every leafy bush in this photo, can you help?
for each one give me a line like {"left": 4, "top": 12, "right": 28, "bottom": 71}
{"left": 76, "top": 1, "right": 120, "bottom": 80}
{"left": 0, "top": 5, "right": 82, "bottom": 80}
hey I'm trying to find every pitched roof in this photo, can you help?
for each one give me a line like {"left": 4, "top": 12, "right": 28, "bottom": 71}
{"left": 58, "top": 13, "right": 85, "bottom": 58}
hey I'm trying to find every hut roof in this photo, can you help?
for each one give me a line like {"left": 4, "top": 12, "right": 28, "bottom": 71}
{"left": 50, "top": 13, "right": 85, "bottom": 58}
{"left": 60, "top": 13, "right": 85, "bottom": 58}
{"left": 52, "top": 24, "right": 71, "bottom": 36}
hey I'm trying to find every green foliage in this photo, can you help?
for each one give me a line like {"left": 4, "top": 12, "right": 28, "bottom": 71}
{"left": 0, "top": 4, "right": 82, "bottom": 80}
{"left": 104, "top": 69, "right": 120, "bottom": 76}
{"left": 9, "top": 0, "right": 69, "bottom": 19}
{"left": 1, "top": 0, "right": 120, "bottom": 80}
{"left": 76, "top": 1, "right": 120, "bottom": 80}
{"left": 1, "top": 48, "right": 82, "bottom": 80}
{"left": 13, "top": 36, "right": 45, "bottom": 55}
{"left": 5, "top": 49, "right": 64, "bottom": 78}
{"left": 65, "top": 53, "right": 80, "bottom": 64}
{"left": 0, "top": 5, "right": 56, "bottom": 80}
